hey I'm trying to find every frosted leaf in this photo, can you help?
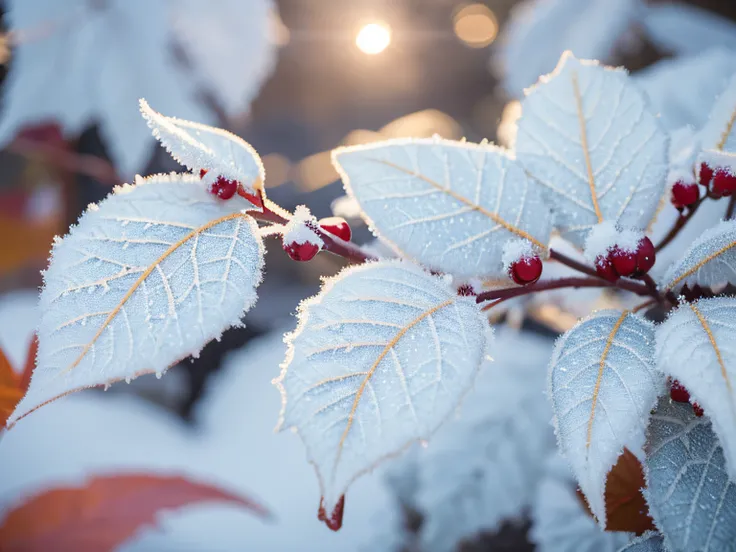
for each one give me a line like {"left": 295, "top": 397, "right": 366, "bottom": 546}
{"left": 494, "top": 0, "right": 640, "bottom": 97}
{"left": 617, "top": 532, "right": 666, "bottom": 552}
{"left": 0, "top": 0, "right": 274, "bottom": 177}
{"left": 635, "top": 49, "right": 736, "bottom": 131}
{"left": 274, "top": 260, "right": 490, "bottom": 512}
{"left": 332, "top": 137, "right": 553, "bottom": 279}
{"left": 140, "top": 99, "right": 265, "bottom": 195}
{"left": 412, "top": 328, "right": 556, "bottom": 552}
{"left": 644, "top": 397, "right": 736, "bottom": 552}
{"left": 516, "top": 52, "right": 669, "bottom": 248}
{"left": 8, "top": 173, "right": 264, "bottom": 426}
{"left": 549, "top": 309, "right": 663, "bottom": 526}
{"left": 531, "top": 454, "right": 632, "bottom": 552}
{"left": 660, "top": 220, "right": 736, "bottom": 291}
{"left": 655, "top": 297, "right": 736, "bottom": 483}
{"left": 699, "top": 73, "right": 736, "bottom": 154}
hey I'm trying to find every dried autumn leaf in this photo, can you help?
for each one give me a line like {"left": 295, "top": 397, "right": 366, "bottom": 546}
{"left": 0, "top": 474, "right": 269, "bottom": 552}
{"left": 0, "top": 337, "right": 36, "bottom": 426}
{"left": 604, "top": 448, "right": 654, "bottom": 535}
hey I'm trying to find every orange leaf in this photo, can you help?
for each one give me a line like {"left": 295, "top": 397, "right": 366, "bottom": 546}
{"left": 603, "top": 448, "right": 655, "bottom": 534}
{"left": 0, "top": 474, "right": 270, "bottom": 552}
{"left": 0, "top": 345, "right": 22, "bottom": 427}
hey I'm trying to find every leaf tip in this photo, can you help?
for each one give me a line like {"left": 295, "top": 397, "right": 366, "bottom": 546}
{"left": 318, "top": 495, "right": 345, "bottom": 531}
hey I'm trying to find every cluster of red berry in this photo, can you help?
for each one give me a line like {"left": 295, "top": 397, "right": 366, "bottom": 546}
{"left": 669, "top": 379, "right": 703, "bottom": 417}
{"left": 671, "top": 160, "right": 736, "bottom": 209}
{"left": 594, "top": 237, "right": 656, "bottom": 282}
{"left": 282, "top": 217, "right": 351, "bottom": 262}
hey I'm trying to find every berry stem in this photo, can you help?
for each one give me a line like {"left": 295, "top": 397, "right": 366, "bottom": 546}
{"left": 727, "top": 196, "right": 736, "bottom": 219}
{"left": 654, "top": 197, "right": 704, "bottom": 253}
{"left": 476, "top": 276, "right": 651, "bottom": 308}
{"left": 548, "top": 248, "right": 600, "bottom": 279}
{"left": 253, "top": 197, "right": 377, "bottom": 265}
{"left": 635, "top": 273, "right": 662, "bottom": 305}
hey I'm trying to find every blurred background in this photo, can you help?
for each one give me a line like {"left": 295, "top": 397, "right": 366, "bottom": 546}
{"left": 1, "top": 0, "right": 736, "bottom": 550}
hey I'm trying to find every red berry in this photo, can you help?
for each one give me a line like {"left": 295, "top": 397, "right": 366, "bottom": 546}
{"left": 711, "top": 168, "right": 736, "bottom": 197}
{"left": 595, "top": 255, "right": 618, "bottom": 282}
{"left": 319, "top": 217, "right": 352, "bottom": 242}
{"left": 199, "top": 169, "right": 208, "bottom": 178}
{"left": 610, "top": 246, "right": 637, "bottom": 277}
{"left": 670, "top": 379, "right": 691, "bottom": 403}
{"left": 671, "top": 181, "right": 699, "bottom": 210}
{"left": 283, "top": 241, "right": 320, "bottom": 262}
{"left": 509, "top": 255, "right": 543, "bottom": 285}
{"left": 693, "top": 403, "right": 704, "bottom": 417}
{"left": 635, "top": 237, "right": 656, "bottom": 274}
{"left": 210, "top": 176, "right": 238, "bottom": 200}
{"left": 699, "top": 162, "right": 714, "bottom": 187}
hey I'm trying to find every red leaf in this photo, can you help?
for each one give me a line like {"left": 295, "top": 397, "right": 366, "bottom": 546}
{"left": 0, "top": 474, "right": 270, "bottom": 551}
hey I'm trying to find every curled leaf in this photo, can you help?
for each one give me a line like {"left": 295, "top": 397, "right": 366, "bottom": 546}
{"left": 274, "top": 260, "right": 490, "bottom": 522}
{"left": 140, "top": 99, "right": 265, "bottom": 196}
{"left": 655, "top": 296, "right": 736, "bottom": 482}
{"left": 9, "top": 173, "right": 264, "bottom": 426}
{"left": 332, "top": 137, "right": 552, "bottom": 279}
{"left": 644, "top": 397, "right": 736, "bottom": 552}
{"left": 549, "top": 310, "right": 663, "bottom": 527}
{"left": 516, "top": 51, "right": 668, "bottom": 247}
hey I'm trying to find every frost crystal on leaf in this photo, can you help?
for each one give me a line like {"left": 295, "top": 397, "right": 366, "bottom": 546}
{"left": 548, "top": 310, "right": 663, "bottom": 526}
{"left": 516, "top": 52, "right": 669, "bottom": 248}
{"left": 698, "top": 73, "right": 736, "bottom": 154}
{"left": 584, "top": 222, "right": 643, "bottom": 263}
{"left": 531, "top": 454, "right": 632, "bottom": 552}
{"left": 655, "top": 297, "right": 736, "bottom": 482}
{"left": 282, "top": 205, "right": 322, "bottom": 248}
{"left": 140, "top": 99, "right": 265, "bottom": 196}
{"left": 617, "top": 532, "right": 666, "bottom": 552}
{"left": 332, "top": 137, "right": 553, "bottom": 279}
{"left": 8, "top": 173, "right": 264, "bottom": 426}
{"left": 644, "top": 397, "right": 736, "bottom": 552}
{"left": 661, "top": 219, "right": 736, "bottom": 291}
{"left": 274, "top": 260, "right": 490, "bottom": 513}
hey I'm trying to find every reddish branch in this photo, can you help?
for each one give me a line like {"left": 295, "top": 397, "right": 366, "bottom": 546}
{"left": 654, "top": 198, "right": 704, "bottom": 253}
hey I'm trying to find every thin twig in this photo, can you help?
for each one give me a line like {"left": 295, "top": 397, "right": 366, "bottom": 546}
{"left": 655, "top": 198, "right": 704, "bottom": 253}
{"left": 635, "top": 272, "right": 662, "bottom": 304}
{"left": 548, "top": 248, "right": 600, "bottom": 279}
{"left": 475, "top": 276, "right": 651, "bottom": 307}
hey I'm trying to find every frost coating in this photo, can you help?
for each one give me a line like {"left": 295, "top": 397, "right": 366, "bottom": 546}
{"left": 140, "top": 99, "right": 265, "bottom": 196}
{"left": 644, "top": 398, "right": 736, "bottom": 552}
{"left": 332, "top": 137, "right": 553, "bottom": 279}
{"left": 584, "top": 222, "right": 643, "bottom": 263}
{"left": 698, "top": 149, "right": 736, "bottom": 175}
{"left": 282, "top": 205, "right": 322, "bottom": 247}
{"left": 656, "top": 297, "right": 736, "bottom": 482}
{"left": 274, "top": 260, "right": 490, "bottom": 511}
{"left": 9, "top": 173, "right": 264, "bottom": 426}
{"left": 699, "top": 73, "right": 736, "bottom": 153}
{"left": 502, "top": 238, "right": 535, "bottom": 271}
{"left": 661, "top": 219, "right": 736, "bottom": 291}
{"left": 516, "top": 52, "right": 669, "bottom": 248}
{"left": 531, "top": 454, "right": 631, "bottom": 552}
{"left": 617, "top": 532, "right": 666, "bottom": 552}
{"left": 548, "top": 310, "right": 662, "bottom": 526}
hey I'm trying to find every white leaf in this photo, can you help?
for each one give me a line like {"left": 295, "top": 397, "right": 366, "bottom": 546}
{"left": 516, "top": 52, "right": 669, "bottom": 247}
{"left": 412, "top": 327, "right": 556, "bottom": 552}
{"left": 655, "top": 297, "right": 736, "bottom": 484}
{"left": 274, "top": 260, "right": 490, "bottom": 512}
{"left": 549, "top": 309, "right": 663, "bottom": 526}
{"left": 494, "top": 0, "right": 640, "bottom": 97}
{"left": 140, "top": 99, "right": 265, "bottom": 195}
{"left": 0, "top": 0, "right": 275, "bottom": 177}
{"left": 635, "top": 49, "right": 736, "bottom": 131}
{"left": 169, "top": 0, "right": 278, "bottom": 117}
{"left": 9, "top": 173, "right": 264, "bottom": 426}
{"left": 642, "top": 4, "right": 736, "bottom": 57}
{"left": 332, "top": 137, "right": 553, "bottom": 279}
{"left": 699, "top": 73, "right": 736, "bottom": 154}
{"left": 617, "top": 532, "right": 666, "bottom": 552}
{"left": 644, "top": 397, "right": 736, "bottom": 552}
{"left": 660, "top": 219, "right": 736, "bottom": 291}
{"left": 531, "top": 454, "right": 632, "bottom": 552}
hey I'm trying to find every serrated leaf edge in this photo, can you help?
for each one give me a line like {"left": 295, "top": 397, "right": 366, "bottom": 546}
{"left": 664, "top": 238, "right": 736, "bottom": 291}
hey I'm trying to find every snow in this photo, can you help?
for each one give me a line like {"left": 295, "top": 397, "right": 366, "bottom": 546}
{"left": 502, "top": 238, "right": 535, "bottom": 272}
{"left": 699, "top": 149, "right": 736, "bottom": 176}
{"left": 584, "top": 222, "right": 643, "bottom": 263}
{"left": 282, "top": 205, "right": 322, "bottom": 247}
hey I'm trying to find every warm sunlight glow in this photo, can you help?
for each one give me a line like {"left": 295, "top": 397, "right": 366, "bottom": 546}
{"left": 355, "top": 23, "right": 391, "bottom": 55}
{"left": 453, "top": 4, "right": 498, "bottom": 48}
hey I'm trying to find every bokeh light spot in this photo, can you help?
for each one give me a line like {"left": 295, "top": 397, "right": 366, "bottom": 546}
{"left": 453, "top": 4, "right": 498, "bottom": 48}
{"left": 355, "top": 23, "right": 391, "bottom": 55}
